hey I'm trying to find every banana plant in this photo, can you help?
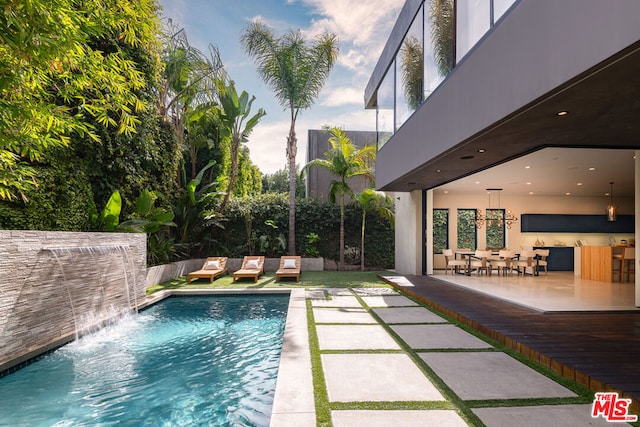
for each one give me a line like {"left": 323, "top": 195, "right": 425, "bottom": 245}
{"left": 216, "top": 81, "right": 266, "bottom": 212}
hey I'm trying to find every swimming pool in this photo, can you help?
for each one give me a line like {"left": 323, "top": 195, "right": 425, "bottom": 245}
{"left": 0, "top": 294, "right": 289, "bottom": 426}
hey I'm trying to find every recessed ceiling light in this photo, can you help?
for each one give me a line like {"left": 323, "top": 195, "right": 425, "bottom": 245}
{"left": 556, "top": 111, "right": 568, "bottom": 116}
{"left": 529, "top": 192, "right": 534, "bottom": 195}
{"left": 475, "top": 181, "right": 480, "bottom": 184}
{"left": 577, "top": 182, "right": 583, "bottom": 186}
{"left": 525, "top": 165, "right": 531, "bottom": 169}
{"left": 566, "top": 192, "right": 571, "bottom": 195}
{"left": 444, "top": 190, "right": 449, "bottom": 194}
{"left": 526, "top": 182, "right": 532, "bottom": 185}
{"left": 478, "top": 149, "right": 485, "bottom": 153}
{"left": 589, "top": 167, "right": 596, "bottom": 171}
{"left": 436, "top": 169, "right": 441, "bottom": 173}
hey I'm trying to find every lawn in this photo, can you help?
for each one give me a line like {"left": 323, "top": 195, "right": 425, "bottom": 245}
{"left": 146, "top": 270, "right": 396, "bottom": 295}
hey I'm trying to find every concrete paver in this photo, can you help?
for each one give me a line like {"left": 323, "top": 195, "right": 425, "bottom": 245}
{"left": 360, "top": 295, "right": 419, "bottom": 307}
{"left": 331, "top": 409, "right": 468, "bottom": 427}
{"left": 312, "top": 307, "right": 377, "bottom": 324}
{"left": 419, "top": 352, "right": 577, "bottom": 400}
{"left": 321, "top": 353, "right": 445, "bottom": 402}
{"left": 316, "top": 324, "right": 401, "bottom": 350}
{"left": 311, "top": 295, "right": 361, "bottom": 307}
{"left": 372, "top": 306, "right": 447, "bottom": 324}
{"left": 392, "top": 324, "right": 493, "bottom": 349}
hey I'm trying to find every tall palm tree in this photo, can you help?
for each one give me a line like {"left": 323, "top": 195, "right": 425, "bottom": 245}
{"left": 305, "top": 127, "right": 375, "bottom": 270}
{"left": 241, "top": 21, "right": 339, "bottom": 255}
{"left": 355, "top": 189, "right": 394, "bottom": 271}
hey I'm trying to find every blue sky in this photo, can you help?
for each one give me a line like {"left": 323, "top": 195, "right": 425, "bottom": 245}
{"left": 158, "top": 0, "right": 404, "bottom": 173}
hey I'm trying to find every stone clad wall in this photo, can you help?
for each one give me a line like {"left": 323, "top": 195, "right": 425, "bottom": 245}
{"left": 0, "top": 231, "right": 146, "bottom": 372}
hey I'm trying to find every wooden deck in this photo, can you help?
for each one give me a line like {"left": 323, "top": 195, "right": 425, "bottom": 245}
{"left": 382, "top": 274, "right": 640, "bottom": 414}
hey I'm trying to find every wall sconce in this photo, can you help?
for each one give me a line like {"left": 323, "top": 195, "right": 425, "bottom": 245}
{"left": 607, "top": 181, "right": 618, "bottom": 222}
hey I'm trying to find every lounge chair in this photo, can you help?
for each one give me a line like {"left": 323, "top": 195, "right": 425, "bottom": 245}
{"left": 187, "top": 257, "right": 228, "bottom": 283}
{"left": 233, "top": 256, "right": 265, "bottom": 283}
{"left": 275, "top": 256, "right": 301, "bottom": 282}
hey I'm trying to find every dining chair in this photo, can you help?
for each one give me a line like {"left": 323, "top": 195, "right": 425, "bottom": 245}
{"left": 515, "top": 249, "right": 537, "bottom": 275}
{"left": 491, "top": 249, "right": 516, "bottom": 276}
{"left": 470, "top": 250, "right": 492, "bottom": 275}
{"left": 535, "top": 249, "right": 550, "bottom": 275}
{"left": 442, "top": 249, "right": 467, "bottom": 274}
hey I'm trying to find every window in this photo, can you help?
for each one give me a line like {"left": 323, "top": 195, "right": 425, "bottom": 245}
{"left": 396, "top": 6, "right": 424, "bottom": 130}
{"left": 424, "top": 0, "right": 453, "bottom": 98}
{"left": 456, "top": 0, "right": 491, "bottom": 63}
{"left": 376, "top": 63, "right": 395, "bottom": 149}
{"left": 457, "top": 209, "right": 477, "bottom": 250}
{"left": 486, "top": 209, "right": 505, "bottom": 250}
{"left": 493, "top": 0, "right": 516, "bottom": 22}
{"left": 433, "top": 209, "right": 448, "bottom": 254}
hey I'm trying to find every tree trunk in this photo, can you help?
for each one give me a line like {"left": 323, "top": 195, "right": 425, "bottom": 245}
{"left": 287, "top": 118, "right": 297, "bottom": 255}
{"left": 339, "top": 194, "right": 345, "bottom": 270}
{"left": 361, "top": 210, "right": 366, "bottom": 271}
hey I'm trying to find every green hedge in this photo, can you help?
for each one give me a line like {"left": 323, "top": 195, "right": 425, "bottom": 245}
{"left": 209, "top": 193, "right": 394, "bottom": 269}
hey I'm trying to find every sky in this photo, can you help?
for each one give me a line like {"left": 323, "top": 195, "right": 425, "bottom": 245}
{"left": 157, "top": 0, "right": 405, "bottom": 174}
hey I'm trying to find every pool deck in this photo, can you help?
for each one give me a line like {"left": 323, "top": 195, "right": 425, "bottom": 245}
{"left": 269, "top": 287, "right": 631, "bottom": 426}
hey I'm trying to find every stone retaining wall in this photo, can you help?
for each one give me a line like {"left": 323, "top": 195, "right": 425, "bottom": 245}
{"left": 0, "top": 231, "right": 146, "bottom": 372}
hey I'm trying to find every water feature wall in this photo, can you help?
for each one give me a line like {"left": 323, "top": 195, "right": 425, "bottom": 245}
{"left": 0, "top": 231, "right": 146, "bottom": 372}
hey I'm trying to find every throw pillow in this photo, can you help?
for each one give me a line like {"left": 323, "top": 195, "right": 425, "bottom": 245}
{"left": 283, "top": 258, "right": 297, "bottom": 269}
{"left": 246, "top": 260, "right": 259, "bottom": 269}
{"left": 205, "top": 260, "right": 220, "bottom": 269}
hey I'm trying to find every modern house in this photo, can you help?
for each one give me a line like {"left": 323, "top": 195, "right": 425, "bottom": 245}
{"left": 365, "top": 0, "right": 640, "bottom": 305}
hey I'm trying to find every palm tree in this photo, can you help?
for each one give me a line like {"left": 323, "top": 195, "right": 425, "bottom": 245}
{"left": 158, "top": 22, "right": 226, "bottom": 181}
{"left": 216, "top": 81, "right": 266, "bottom": 212}
{"left": 241, "top": 21, "right": 339, "bottom": 255}
{"left": 355, "top": 189, "right": 394, "bottom": 271}
{"left": 305, "top": 127, "right": 375, "bottom": 270}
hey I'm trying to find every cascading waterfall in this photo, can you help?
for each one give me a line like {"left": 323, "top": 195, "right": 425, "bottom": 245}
{"left": 42, "top": 244, "right": 138, "bottom": 339}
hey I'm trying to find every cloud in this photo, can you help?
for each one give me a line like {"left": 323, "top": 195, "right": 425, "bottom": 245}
{"left": 245, "top": 120, "right": 290, "bottom": 174}
{"left": 301, "top": 0, "right": 404, "bottom": 47}
{"left": 320, "top": 86, "right": 363, "bottom": 107}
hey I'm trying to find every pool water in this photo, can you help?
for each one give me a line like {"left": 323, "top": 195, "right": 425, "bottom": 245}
{"left": 0, "top": 295, "right": 289, "bottom": 426}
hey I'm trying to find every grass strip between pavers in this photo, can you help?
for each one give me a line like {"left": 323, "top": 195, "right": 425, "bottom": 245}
{"left": 330, "top": 401, "right": 455, "bottom": 411}
{"left": 307, "top": 298, "right": 333, "bottom": 427}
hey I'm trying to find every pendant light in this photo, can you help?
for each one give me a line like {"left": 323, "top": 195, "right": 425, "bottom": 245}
{"left": 607, "top": 182, "right": 618, "bottom": 222}
{"left": 476, "top": 189, "right": 518, "bottom": 229}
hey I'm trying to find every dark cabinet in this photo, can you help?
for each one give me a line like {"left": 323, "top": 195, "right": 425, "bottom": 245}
{"left": 534, "top": 246, "right": 574, "bottom": 271}
{"left": 521, "top": 214, "right": 634, "bottom": 233}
